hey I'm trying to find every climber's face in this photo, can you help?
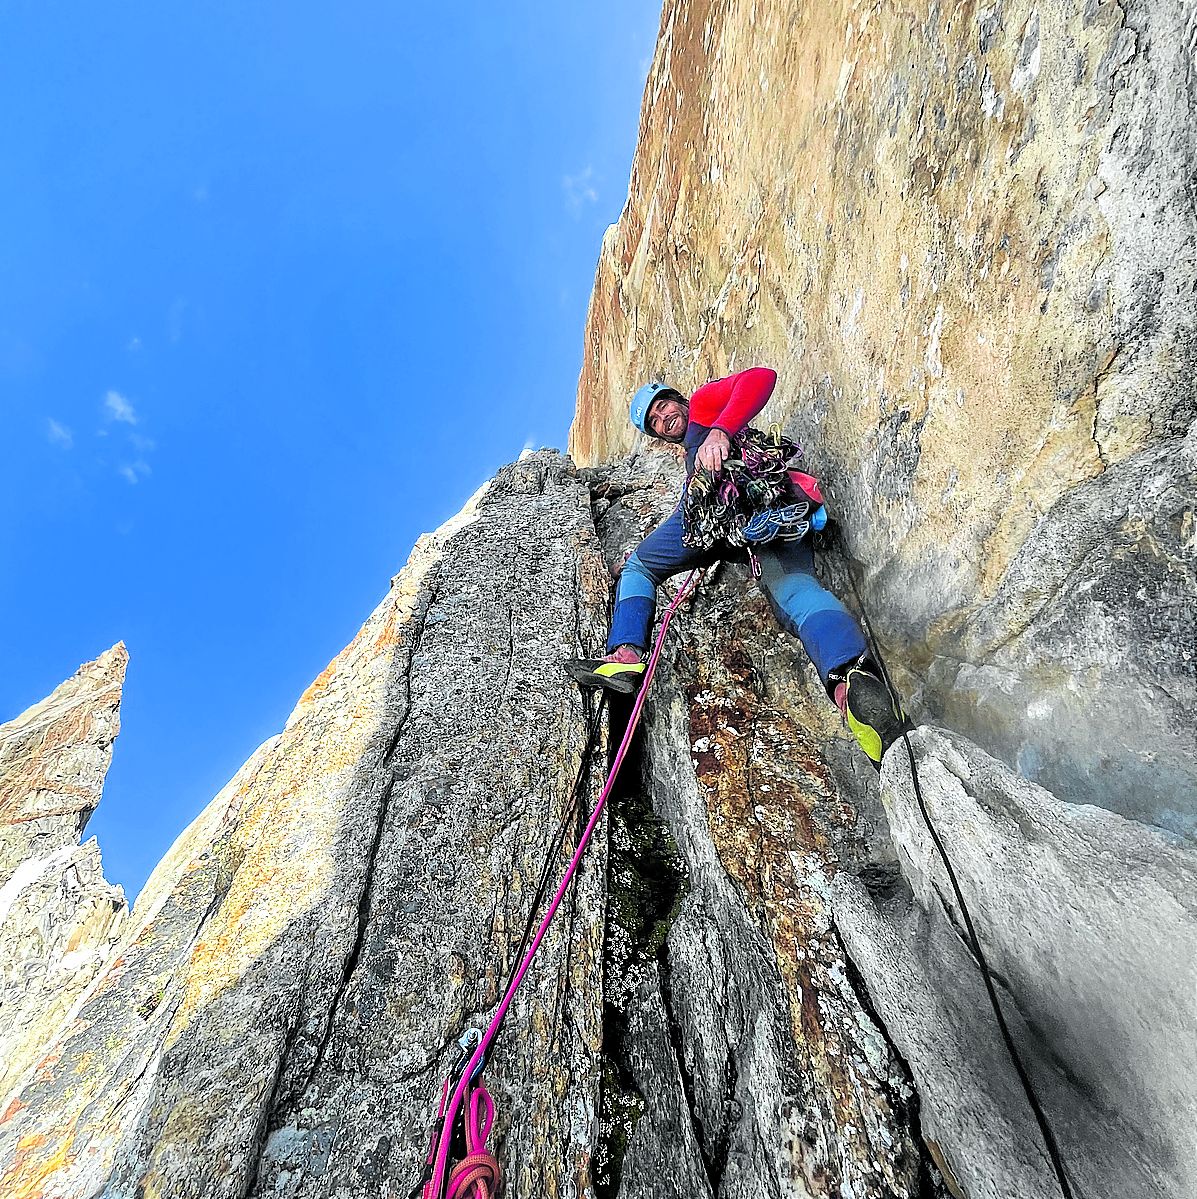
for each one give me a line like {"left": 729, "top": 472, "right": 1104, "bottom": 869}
{"left": 647, "top": 395, "right": 688, "bottom": 443}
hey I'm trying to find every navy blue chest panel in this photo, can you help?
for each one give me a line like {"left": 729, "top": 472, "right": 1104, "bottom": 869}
{"left": 683, "top": 421, "right": 711, "bottom": 476}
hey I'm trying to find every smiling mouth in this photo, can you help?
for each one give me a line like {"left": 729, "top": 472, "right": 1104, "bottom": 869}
{"left": 667, "top": 415, "right": 682, "bottom": 436}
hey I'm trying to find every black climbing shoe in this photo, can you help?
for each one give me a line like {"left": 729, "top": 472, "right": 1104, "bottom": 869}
{"left": 564, "top": 657, "right": 646, "bottom": 696}
{"left": 833, "top": 660, "right": 912, "bottom": 770}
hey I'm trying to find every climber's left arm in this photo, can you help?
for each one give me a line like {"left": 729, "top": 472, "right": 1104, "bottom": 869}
{"left": 689, "top": 367, "right": 778, "bottom": 473}
{"left": 689, "top": 366, "right": 778, "bottom": 438}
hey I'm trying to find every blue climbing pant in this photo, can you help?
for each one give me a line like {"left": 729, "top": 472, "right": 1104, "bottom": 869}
{"left": 607, "top": 504, "right": 866, "bottom": 685}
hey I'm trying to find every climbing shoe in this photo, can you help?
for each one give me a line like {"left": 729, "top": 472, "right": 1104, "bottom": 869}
{"left": 564, "top": 656, "right": 646, "bottom": 696}
{"left": 831, "top": 659, "right": 912, "bottom": 770}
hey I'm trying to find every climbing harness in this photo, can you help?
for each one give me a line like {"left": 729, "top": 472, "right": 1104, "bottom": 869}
{"left": 838, "top": 548, "right": 1075, "bottom": 1199}
{"left": 414, "top": 517, "right": 1074, "bottom": 1198}
{"left": 412, "top": 570, "right": 703, "bottom": 1199}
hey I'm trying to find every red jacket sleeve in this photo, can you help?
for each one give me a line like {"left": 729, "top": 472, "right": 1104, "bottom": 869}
{"left": 688, "top": 367, "right": 777, "bottom": 436}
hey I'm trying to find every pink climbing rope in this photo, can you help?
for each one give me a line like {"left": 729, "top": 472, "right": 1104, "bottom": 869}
{"left": 445, "top": 1083, "right": 500, "bottom": 1199}
{"left": 422, "top": 569, "right": 703, "bottom": 1199}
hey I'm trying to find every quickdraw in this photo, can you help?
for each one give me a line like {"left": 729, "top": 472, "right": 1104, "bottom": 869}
{"left": 410, "top": 1031, "right": 500, "bottom": 1199}
{"left": 412, "top": 570, "right": 704, "bottom": 1199}
{"left": 682, "top": 425, "right": 824, "bottom": 557}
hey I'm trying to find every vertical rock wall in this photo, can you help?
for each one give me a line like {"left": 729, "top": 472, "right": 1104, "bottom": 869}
{"left": 2, "top": 455, "right": 1194, "bottom": 1199}
{"left": 834, "top": 728, "right": 1197, "bottom": 1199}
{"left": 589, "top": 460, "right": 934, "bottom": 1199}
{"left": 0, "top": 644, "right": 127, "bottom": 881}
{"left": 569, "top": 0, "right": 1197, "bottom": 833}
{"left": 590, "top": 461, "right": 1197, "bottom": 1199}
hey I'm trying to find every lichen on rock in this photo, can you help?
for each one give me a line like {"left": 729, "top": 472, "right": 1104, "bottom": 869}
{"left": 1, "top": 454, "right": 614, "bottom": 1199}
{"left": 0, "top": 644, "right": 129, "bottom": 1100}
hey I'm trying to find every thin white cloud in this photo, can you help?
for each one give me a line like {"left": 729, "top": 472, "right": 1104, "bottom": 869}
{"left": 563, "top": 166, "right": 599, "bottom": 214}
{"left": 127, "top": 336, "right": 142, "bottom": 352}
{"left": 47, "top": 419, "right": 74, "bottom": 449}
{"left": 117, "top": 460, "right": 152, "bottom": 485}
{"left": 130, "top": 433, "right": 156, "bottom": 452}
{"left": 104, "top": 390, "right": 138, "bottom": 424}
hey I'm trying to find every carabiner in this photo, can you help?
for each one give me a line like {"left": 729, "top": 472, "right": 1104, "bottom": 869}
{"left": 451, "top": 1028, "right": 483, "bottom": 1081}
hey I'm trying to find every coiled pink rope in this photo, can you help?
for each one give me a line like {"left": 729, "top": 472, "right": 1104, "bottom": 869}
{"left": 422, "top": 569, "right": 703, "bottom": 1199}
{"left": 445, "top": 1084, "right": 500, "bottom": 1199}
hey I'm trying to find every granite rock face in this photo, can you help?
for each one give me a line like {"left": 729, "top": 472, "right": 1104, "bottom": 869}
{"left": 589, "top": 458, "right": 1197, "bottom": 1199}
{"left": 0, "top": 643, "right": 127, "bottom": 882}
{"left": 924, "top": 424, "right": 1197, "bottom": 832}
{"left": 590, "top": 463, "right": 930, "bottom": 1199}
{"left": 0, "top": 454, "right": 614, "bottom": 1199}
{"left": 834, "top": 727, "right": 1197, "bottom": 1199}
{"left": 1, "top": 453, "right": 1193, "bottom": 1199}
{"left": 3, "top": 2, "right": 1195, "bottom": 1196}
{"left": 563, "top": 3, "right": 1197, "bottom": 1180}
{"left": 570, "top": 0, "right": 1197, "bottom": 834}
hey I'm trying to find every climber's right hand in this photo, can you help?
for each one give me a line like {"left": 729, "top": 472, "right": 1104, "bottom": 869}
{"left": 695, "top": 428, "right": 730, "bottom": 474}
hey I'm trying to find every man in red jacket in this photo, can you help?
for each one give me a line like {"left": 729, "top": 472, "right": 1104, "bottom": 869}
{"left": 567, "top": 367, "right": 910, "bottom": 769}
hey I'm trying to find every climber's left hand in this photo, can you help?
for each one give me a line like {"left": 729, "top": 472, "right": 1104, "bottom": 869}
{"left": 696, "top": 429, "right": 731, "bottom": 474}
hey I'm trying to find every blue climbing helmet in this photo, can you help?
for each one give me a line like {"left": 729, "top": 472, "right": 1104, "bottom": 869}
{"left": 630, "top": 381, "right": 676, "bottom": 435}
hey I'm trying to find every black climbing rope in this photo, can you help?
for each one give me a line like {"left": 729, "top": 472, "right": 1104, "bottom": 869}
{"left": 409, "top": 691, "right": 608, "bottom": 1199}
{"left": 453, "top": 688, "right": 608, "bottom": 1081}
{"left": 494, "top": 689, "right": 608, "bottom": 1026}
{"left": 837, "top": 543, "right": 1075, "bottom": 1199}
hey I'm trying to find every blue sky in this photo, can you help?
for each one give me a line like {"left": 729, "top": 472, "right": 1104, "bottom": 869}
{"left": 1, "top": 3, "right": 659, "bottom": 900}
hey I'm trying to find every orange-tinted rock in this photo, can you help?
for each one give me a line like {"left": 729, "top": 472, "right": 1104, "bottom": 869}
{"left": 571, "top": 0, "right": 1196, "bottom": 833}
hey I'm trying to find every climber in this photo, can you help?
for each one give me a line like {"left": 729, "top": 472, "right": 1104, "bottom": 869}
{"left": 565, "top": 366, "right": 910, "bottom": 769}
